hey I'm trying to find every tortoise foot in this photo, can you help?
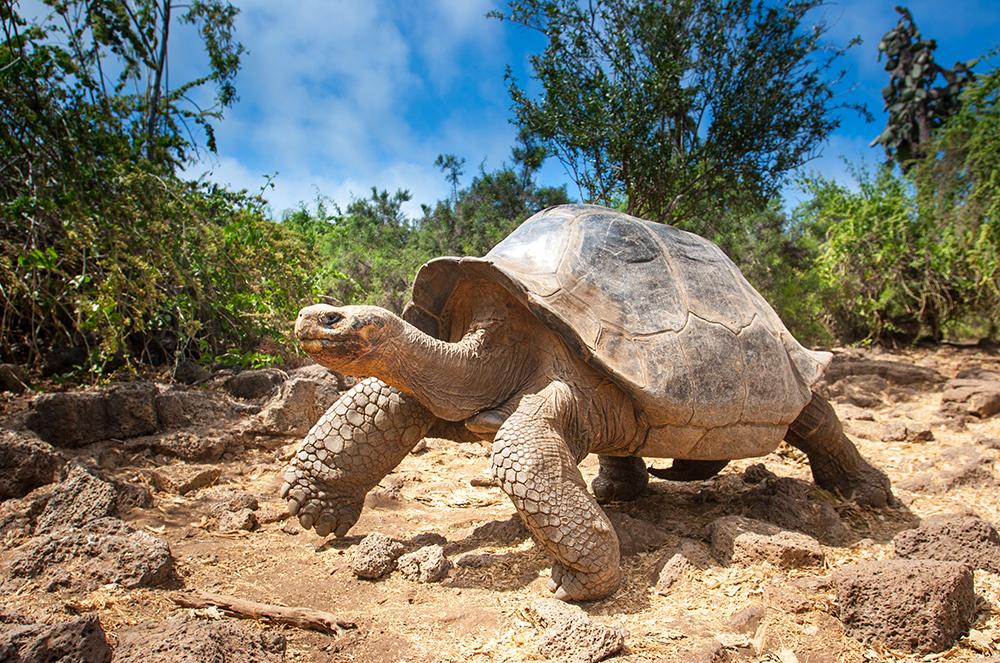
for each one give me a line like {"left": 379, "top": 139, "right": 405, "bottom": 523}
{"left": 547, "top": 561, "right": 621, "bottom": 601}
{"left": 592, "top": 456, "right": 648, "bottom": 504}
{"left": 281, "top": 464, "right": 363, "bottom": 537}
{"left": 814, "top": 460, "right": 895, "bottom": 508}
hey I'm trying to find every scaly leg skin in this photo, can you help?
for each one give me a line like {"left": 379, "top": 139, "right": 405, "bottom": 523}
{"left": 785, "top": 392, "right": 895, "bottom": 508}
{"left": 492, "top": 387, "right": 621, "bottom": 601}
{"left": 591, "top": 455, "right": 648, "bottom": 504}
{"left": 280, "top": 377, "right": 435, "bottom": 537}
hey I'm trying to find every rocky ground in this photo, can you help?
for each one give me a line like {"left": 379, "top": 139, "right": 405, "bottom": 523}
{"left": 1, "top": 346, "right": 999, "bottom": 662}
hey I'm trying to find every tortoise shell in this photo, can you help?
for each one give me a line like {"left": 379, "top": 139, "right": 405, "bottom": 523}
{"left": 402, "top": 205, "right": 831, "bottom": 458}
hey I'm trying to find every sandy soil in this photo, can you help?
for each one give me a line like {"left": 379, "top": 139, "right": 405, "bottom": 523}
{"left": 2, "top": 345, "right": 999, "bottom": 662}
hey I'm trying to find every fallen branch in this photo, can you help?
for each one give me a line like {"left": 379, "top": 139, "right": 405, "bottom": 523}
{"left": 172, "top": 590, "right": 356, "bottom": 635}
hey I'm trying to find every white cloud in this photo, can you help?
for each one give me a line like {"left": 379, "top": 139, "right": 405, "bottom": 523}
{"left": 180, "top": 0, "right": 523, "bottom": 218}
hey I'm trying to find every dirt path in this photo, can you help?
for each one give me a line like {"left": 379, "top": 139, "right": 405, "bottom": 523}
{"left": 1, "top": 346, "right": 999, "bottom": 661}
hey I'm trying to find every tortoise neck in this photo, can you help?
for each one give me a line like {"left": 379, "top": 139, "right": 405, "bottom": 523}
{"left": 370, "top": 318, "right": 521, "bottom": 421}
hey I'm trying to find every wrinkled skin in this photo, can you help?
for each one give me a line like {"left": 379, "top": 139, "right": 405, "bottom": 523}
{"left": 281, "top": 280, "right": 893, "bottom": 601}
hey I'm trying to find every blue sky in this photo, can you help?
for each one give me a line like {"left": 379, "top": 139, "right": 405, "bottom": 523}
{"left": 177, "top": 0, "right": 1000, "bottom": 218}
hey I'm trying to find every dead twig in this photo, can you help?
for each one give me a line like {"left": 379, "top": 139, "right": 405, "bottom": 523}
{"left": 171, "top": 590, "right": 356, "bottom": 635}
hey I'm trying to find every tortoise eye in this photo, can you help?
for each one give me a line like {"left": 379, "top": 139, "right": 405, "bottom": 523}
{"left": 322, "top": 312, "right": 344, "bottom": 327}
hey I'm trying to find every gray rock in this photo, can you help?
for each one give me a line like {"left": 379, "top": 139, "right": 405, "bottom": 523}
{"left": 0, "top": 429, "right": 62, "bottom": 499}
{"left": 0, "top": 363, "right": 29, "bottom": 394}
{"left": 113, "top": 616, "right": 285, "bottom": 662}
{"left": 833, "top": 559, "right": 975, "bottom": 653}
{"left": 216, "top": 508, "right": 258, "bottom": 532}
{"left": 0, "top": 614, "right": 112, "bottom": 662}
{"left": 7, "top": 517, "right": 173, "bottom": 591}
{"left": 529, "top": 599, "right": 626, "bottom": 663}
{"left": 351, "top": 533, "right": 405, "bottom": 579}
{"left": 223, "top": 368, "right": 288, "bottom": 400}
{"left": 34, "top": 465, "right": 150, "bottom": 535}
{"left": 707, "top": 515, "right": 824, "bottom": 568}
{"left": 894, "top": 513, "right": 1000, "bottom": 573}
{"left": 397, "top": 545, "right": 451, "bottom": 583}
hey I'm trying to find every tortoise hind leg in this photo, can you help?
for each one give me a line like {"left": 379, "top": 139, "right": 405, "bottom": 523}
{"left": 592, "top": 456, "right": 648, "bottom": 504}
{"left": 647, "top": 459, "right": 729, "bottom": 481}
{"left": 785, "top": 393, "right": 895, "bottom": 507}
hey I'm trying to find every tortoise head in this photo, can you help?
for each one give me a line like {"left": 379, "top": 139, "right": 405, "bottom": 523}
{"left": 294, "top": 304, "right": 395, "bottom": 372}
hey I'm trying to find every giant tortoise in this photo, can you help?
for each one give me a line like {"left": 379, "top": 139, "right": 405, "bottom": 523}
{"left": 282, "top": 204, "right": 893, "bottom": 600}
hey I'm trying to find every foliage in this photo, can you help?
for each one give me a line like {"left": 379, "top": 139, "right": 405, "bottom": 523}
{"left": 289, "top": 189, "right": 428, "bottom": 313}
{"left": 418, "top": 152, "right": 570, "bottom": 258}
{"left": 911, "top": 62, "right": 1000, "bottom": 336}
{"left": 31, "top": 0, "right": 244, "bottom": 169}
{"left": 793, "top": 165, "right": 998, "bottom": 344}
{"left": 1, "top": 1, "right": 310, "bottom": 373}
{"left": 492, "top": 0, "right": 863, "bottom": 230}
{"left": 871, "top": 6, "right": 976, "bottom": 170}
{"left": 284, "top": 153, "right": 570, "bottom": 315}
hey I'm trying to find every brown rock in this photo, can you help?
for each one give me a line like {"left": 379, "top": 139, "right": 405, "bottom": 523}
{"left": 254, "top": 377, "right": 319, "bottom": 437}
{"left": 707, "top": 515, "right": 824, "bottom": 568}
{"left": 941, "top": 377, "right": 1000, "bottom": 418}
{"left": 739, "top": 476, "right": 852, "bottom": 545}
{"left": 0, "top": 430, "right": 63, "bottom": 499}
{"left": 113, "top": 616, "right": 285, "bottom": 662}
{"left": 894, "top": 513, "right": 1000, "bottom": 573}
{"left": 0, "top": 614, "right": 112, "bottom": 662}
{"left": 654, "top": 539, "right": 711, "bottom": 594}
{"left": 26, "top": 382, "right": 162, "bottom": 446}
{"left": 223, "top": 368, "right": 287, "bottom": 400}
{"left": 206, "top": 488, "right": 259, "bottom": 515}
{"left": 833, "top": 559, "right": 975, "bottom": 653}
{"left": 7, "top": 517, "right": 173, "bottom": 591}
{"left": 608, "top": 511, "right": 671, "bottom": 556}
{"left": 148, "top": 464, "right": 221, "bottom": 495}
{"left": 821, "top": 355, "right": 945, "bottom": 386}
{"left": 0, "top": 363, "right": 29, "bottom": 394}
{"left": 879, "top": 420, "right": 934, "bottom": 443}
{"left": 351, "top": 533, "right": 404, "bottom": 579}
{"left": 726, "top": 603, "right": 765, "bottom": 634}
{"left": 216, "top": 508, "right": 258, "bottom": 532}
{"left": 976, "top": 435, "right": 1000, "bottom": 450}
{"left": 34, "top": 465, "right": 150, "bottom": 535}
{"left": 396, "top": 545, "right": 451, "bottom": 583}
{"left": 529, "top": 599, "right": 626, "bottom": 663}
{"left": 471, "top": 515, "right": 530, "bottom": 544}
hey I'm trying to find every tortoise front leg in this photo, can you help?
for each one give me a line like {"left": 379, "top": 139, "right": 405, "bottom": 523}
{"left": 281, "top": 377, "right": 435, "bottom": 537}
{"left": 491, "top": 384, "right": 621, "bottom": 601}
